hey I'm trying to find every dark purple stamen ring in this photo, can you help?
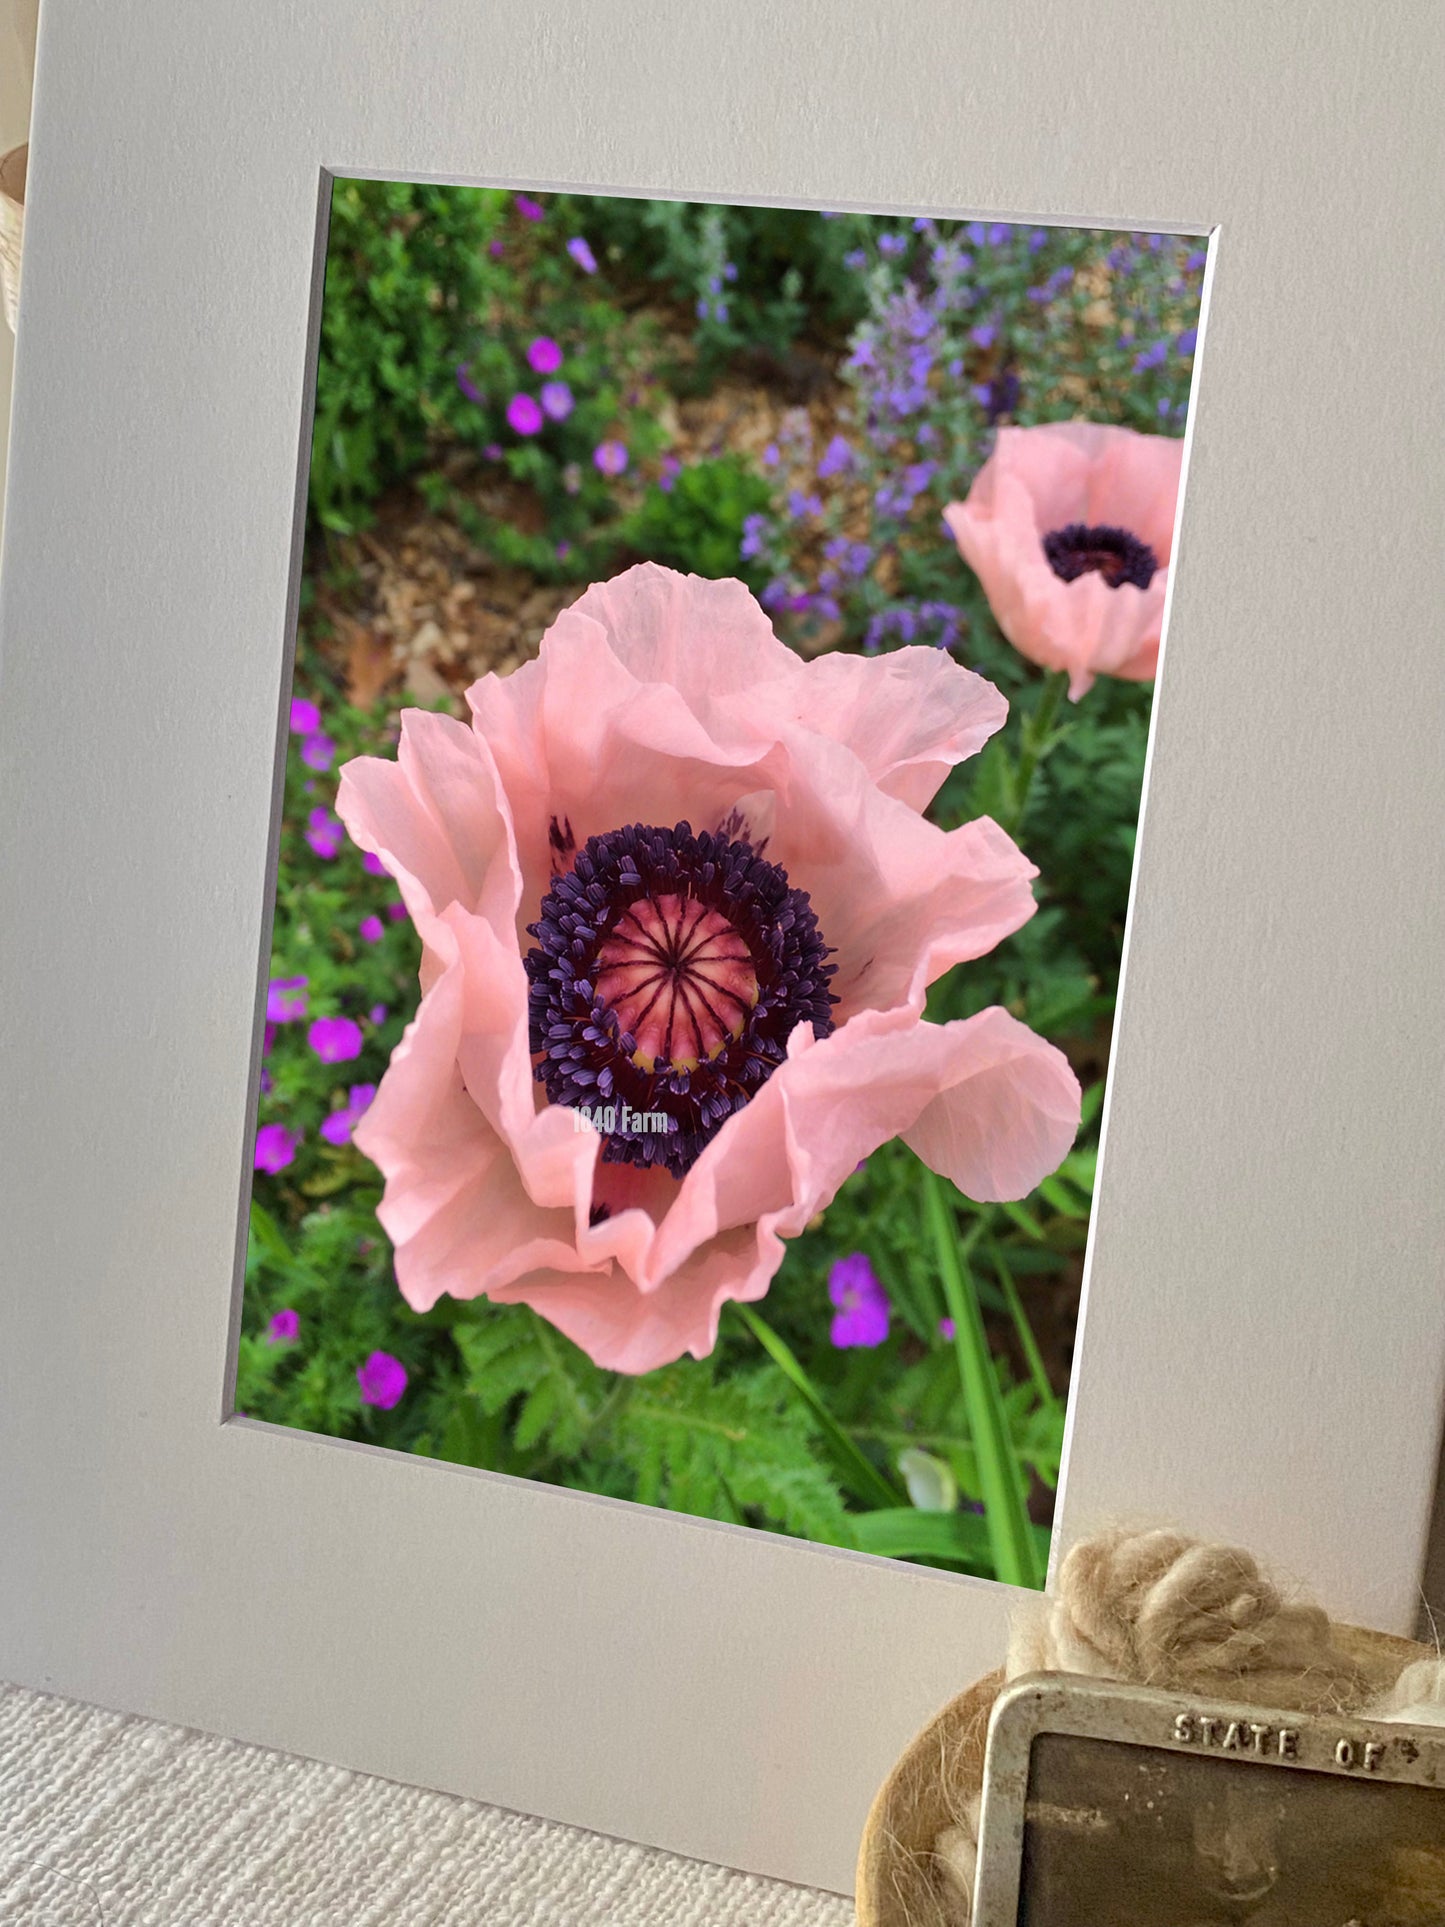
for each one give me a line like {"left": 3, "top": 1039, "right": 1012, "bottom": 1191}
{"left": 1042, "top": 521, "right": 1158, "bottom": 590}
{"left": 524, "top": 821, "right": 837, "bottom": 1179}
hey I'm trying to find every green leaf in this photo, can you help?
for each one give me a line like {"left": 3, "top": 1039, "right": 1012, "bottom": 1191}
{"left": 921, "top": 1166, "right": 1045, "bottom": 1591}
{"left": 732, "top": 1302, "right": 905, "bottom": 1510}
{"left": 619, "top": 1364, "right": 855, "bottom": 1547}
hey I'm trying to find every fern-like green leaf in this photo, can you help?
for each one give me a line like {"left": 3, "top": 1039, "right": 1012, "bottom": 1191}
{"left": 618, "top": 1365, "right": 855, "bottom": 1548}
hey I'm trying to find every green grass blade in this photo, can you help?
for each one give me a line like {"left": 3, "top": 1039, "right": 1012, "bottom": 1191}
{"left": 921, "top": 1166, "right": 1044, "bottom": 1590}
{"left": 990, "top": 1243, "right": 1062, "bottom": 1416}
{"left": 855, "top": 1506, "right": 1052, "bottom": 1569}
{"left": 732, "top": 1303, "right": 906, "bottom": 1511}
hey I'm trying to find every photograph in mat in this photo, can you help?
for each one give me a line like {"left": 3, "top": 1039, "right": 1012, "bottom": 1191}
{"left": 1016, "top": 1733, "right": 1445, "bottom": 1925}
{"left": 238, "top": 182, "right": 1204, "bottom": 1579}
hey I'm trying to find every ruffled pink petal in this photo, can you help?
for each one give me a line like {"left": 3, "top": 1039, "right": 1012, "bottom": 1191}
{"left": 729, "top": 728, "right": 1040, "bottom": 1017}
{"left": 336, "top": 709, "right": 521, "bottom": 932}
{"left": 1085, "top": 429, "right": 1183, "bottom": 561}
{"left": 757, "top": 644, "right": 1008, "bottom": 812}
{"left": 491, "top": 1005, "right": 1078, "bottom": 1373}
{"left": 489, "top": 1228, "right": 758, "bottom": 1375}
{"left": 545, "top": 562, "right": 797, "bottom": 710}
{"left": 353, "top": 916, "right": 592, "bottom": 1312}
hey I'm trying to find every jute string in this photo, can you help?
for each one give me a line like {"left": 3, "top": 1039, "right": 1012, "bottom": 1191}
{"left": 932, "top": 1527, "right": 1445, "bottom": 1924}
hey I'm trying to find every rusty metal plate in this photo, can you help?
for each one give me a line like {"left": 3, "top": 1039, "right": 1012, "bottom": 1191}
{"left": 972, "top": 1673, "right": 1445, "bottom": 1925}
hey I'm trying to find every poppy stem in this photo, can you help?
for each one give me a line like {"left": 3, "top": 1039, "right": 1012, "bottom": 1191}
{"left": 1005, "top": 668, "right": 1070, "bottom": 838}
{"left": 920, "top": 1164, "right": 1045, "bottom": 1591}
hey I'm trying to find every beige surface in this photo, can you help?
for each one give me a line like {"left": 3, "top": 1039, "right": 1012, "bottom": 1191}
{"left": 0, "top": 1678, "right": 855, "bottom": 1926}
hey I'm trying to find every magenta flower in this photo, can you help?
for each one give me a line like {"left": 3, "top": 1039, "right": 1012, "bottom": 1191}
{"left": 359, "top": 914, "right": 384, "bottom": 944}
{"left": 828, "top": 1253, "right": 890, "bottom": 1349}
{"left": 540, "top": 380, "right": 573, "bottom": 423}
{"left": 320, "top": 1082, "right": 377, "bottom": 1146}
{"left": 259, "top": 1068, "right": 273, "bottom": 1095}
{"left": 266, "top": 1308, "right": 300, "bottom": 1344}
{"left": 386, "top": 900, "right": 407, "bottom": 921}
{"left": 456, "top": 363, "right": 484, "bottom": 405}
{"left": 357, "top": 1350, "right": 408, "bottom": 1410}
{"left": 308, "top": 1015, "right": 364, "bottom": 1064}
{"left": 515, "top": 194, "right": 545, "bottom": 221}
{"left": 263, "top": 1022, "right": 276, "bottom": 1056}
{"left": 593, "top": 439, "right": 628, "bottom": 477}
{"left": 254, "top": 1123, "right": 300, "bottom": 1174}
{"left": 334, "top": 563, "right": 1079, "bottom": 1374}
{"left": 483, "top": 442, "right": 503, "bottom": 461}
{"left": 289, "top": 697, "right": 321, "bottom": 735}
{"left": 369, "top": 1004, "right": 388, "bottom": 1024}
{"left": 567, "top": 236, "right": 598, "bottom": 274}
{"left": 488, "top": 239, "right": 504, "bottom": 258}
{"left": 527, "top": 336, "right": 563, "bottom": 374}
{"left": 363, "top": 851, "right": 388, "bottom": 876}
{"left": 300, "top": 733, "right": 335, "bottom": 772}
{"left": 506, "top": 393, "right": 544, "bottom": 436}
{"left": 266, "top": 975, "right": 308, "bottom": 1023}
{"left": 305, "top": 807, "right": 345, "bottom": 859}
{"left": 938, "top": 1316, "right": 956, "bottom": 1340}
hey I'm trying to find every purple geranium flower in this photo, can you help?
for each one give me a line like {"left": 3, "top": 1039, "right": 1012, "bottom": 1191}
{"left": 254, "top": 1123, "right": 300, "bottom": 1175}
{"left": 358, "top": 914, "right": 384, "bottom": 944}
{"left": 659, "top": 455, "right": 681, "bottom": 493}
{"left": 540, "top": 380, "right": 573, "bottom": 422}
{"left": 527, "top": 336, "right": 563, "bottom": 374}
{"left": 307, "top": 1015, "right": 364, "bottom": 1064}
{"left": 266, "top": 975, "right": 308, "bottom": 1023}
{"left": 319, "top": 1082, "right": 377, "bottom": 1147}
{"left": 266, "top": 1308, "right": 300, "bottom": 1344}
{"left": 506, "top": 393, "right": 544, "bottom": 436}
{"left": 456, "top": 362, "right": 483, "bottom": 405}
{"left": 387, "top": 900, "right": 407, "bottom": 922}
{"left": 289, "top": 696, "right": 320, "bottom": 735}
{"left": 304, "top": 807, "right": 344, "bottom": 860}
{"left": 515, "top": 194, "right": 545, "bottom": 221}
{"left": 567, "top": 236, "right": 598, "bottom": 274}
{"left": 300, "top": 733, "right": 334, "bottom": 772}
{"left": 363, "top": 851, "right": 387, "bottom": 877}
{"left": 1177, "top": 326, "right": 1198, "bottom": 357}
{"left": 357, "top": 1350, "right": 408, "bottom": 1410}
{"left": 369, "top": 1003, "right": 388, "bottom": 1024}
{"left": 593, "top": 439, "right": 628, "bottom": 477}
{"left": 939, "top": 1317, "right": 956, "bottom": 1341}
{"left": 828, "top": 1253, "right": 890, "bottom": 1349}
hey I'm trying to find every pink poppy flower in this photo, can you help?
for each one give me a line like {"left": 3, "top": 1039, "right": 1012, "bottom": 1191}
{"left": 336, "top": 564, "right": 1080, "bottom": 1374}
{"left": 944, "top": 422, "right": 1183, "bottom": 699}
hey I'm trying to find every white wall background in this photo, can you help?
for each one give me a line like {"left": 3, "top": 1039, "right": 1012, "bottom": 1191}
{"left": 0, "top": 0, "right": 38, "bottom": 550}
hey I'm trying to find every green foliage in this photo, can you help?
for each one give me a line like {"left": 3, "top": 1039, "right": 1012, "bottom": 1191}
{"left": 619, "top": 456, "right": 774, "bottom": 587}
{"left": 310, "top": 181, "right": 506, "bottom": 532}
{"left": 559, "top": 195, "right": 881, "bottom": 366}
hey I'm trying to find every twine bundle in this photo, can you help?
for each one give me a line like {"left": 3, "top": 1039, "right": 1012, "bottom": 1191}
{"left": 856, "top": 1526, "right": 1440, "bottom": 1927}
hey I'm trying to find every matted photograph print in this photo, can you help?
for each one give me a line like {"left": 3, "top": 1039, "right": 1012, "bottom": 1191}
{"left": 237, "top": 183, "right": 1203, "bottom": 1583}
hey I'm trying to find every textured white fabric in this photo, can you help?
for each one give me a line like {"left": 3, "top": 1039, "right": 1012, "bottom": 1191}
{"left": 0, "top": 1681, "right": 854, "bottom": 1926}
